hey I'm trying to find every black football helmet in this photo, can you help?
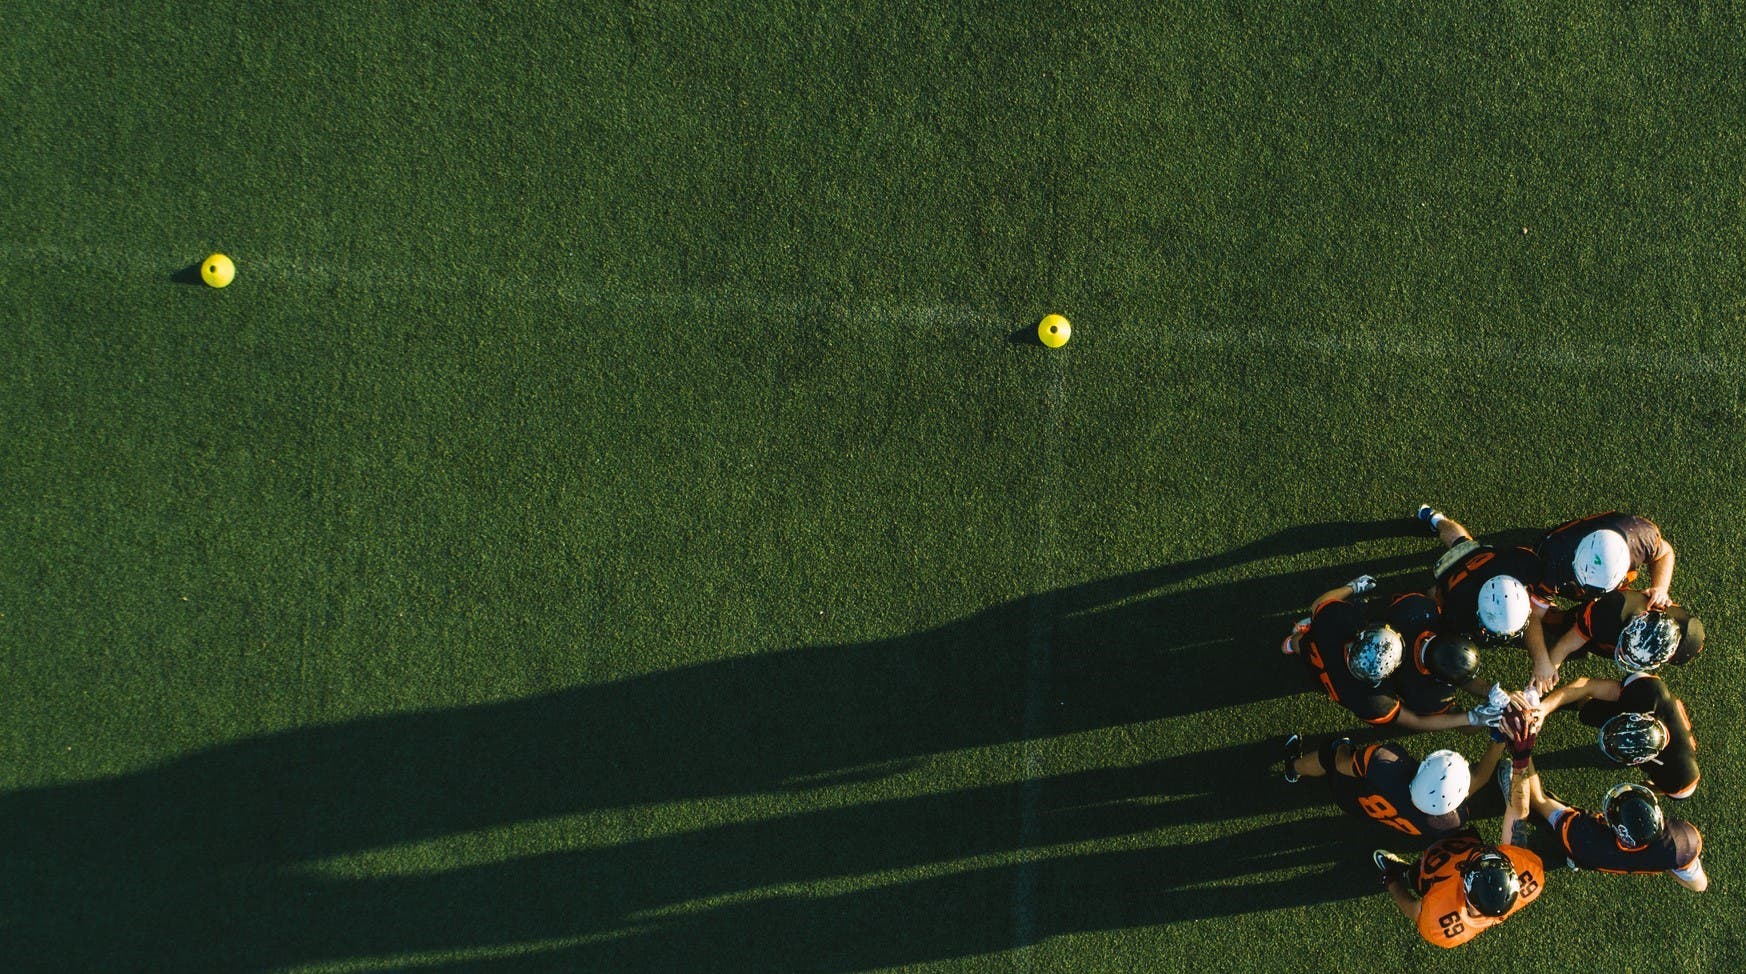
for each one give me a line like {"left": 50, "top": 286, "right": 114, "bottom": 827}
{"left": 1603, "top": 782, "right": 1666, "bottom": 848}
{"left": 1597, "top": 712, "right": 1668, "bottom": 767}
{"left": 1460, "top": 849, "right": 1520, "bottom": 917}
{"left": 1423, "top": 633, "right": 1480, "bottom": 686}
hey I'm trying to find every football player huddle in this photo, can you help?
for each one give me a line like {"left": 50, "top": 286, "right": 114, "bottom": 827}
{"left": 1280, "top": 505, "right": 1707, "bottom": 948}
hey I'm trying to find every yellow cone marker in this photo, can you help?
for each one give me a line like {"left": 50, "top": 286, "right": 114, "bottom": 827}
{"left": 201, "top": 253, "right": 236, "bottom": 288}
{"left": 1038, "top": 313, "right": 1071, "bottom": 348}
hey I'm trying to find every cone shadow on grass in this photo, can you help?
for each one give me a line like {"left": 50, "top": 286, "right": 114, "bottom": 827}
{"left": 170, "top": 262, "right": 205, "bottom": 285}
{"left": 0, "top": 519, "right": 1436, "bottom": 971}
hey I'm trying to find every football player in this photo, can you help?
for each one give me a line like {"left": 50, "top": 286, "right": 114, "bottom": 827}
{"left": 1414, "top": 505, "right": 1547, "bottom": 648}
{"left": 1371, "top": 708, "right": 1545, "bottom": 947}
{"left": 1538, "top": 674, "right": 1700, "bottom": 799}
{"left": 1533, "top": 511, "right": 1675, "bottom": 608}
{"left": 1282, "top": 577, "right": 1510, "bottom": 731}
{"left": 1282, "top": 735, "right": 1507, "bottom": 841}
{"left": 1525, "top": 776, "right": 1707, "bottom": 891}
{"left": 1381, "top": 592, "right": 1507, "bottom": 723}
{"left": 1528, "top": 588, "right": 1704, "bottom": 691}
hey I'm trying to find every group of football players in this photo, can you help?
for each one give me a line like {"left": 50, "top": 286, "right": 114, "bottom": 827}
{"left": 1278, "top": 506, "right": 1707, "bottom": 948}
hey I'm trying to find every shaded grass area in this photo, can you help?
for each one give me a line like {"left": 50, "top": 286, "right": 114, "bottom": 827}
{"left": 4, "top": 2, "right": 1746, "bottom": 972}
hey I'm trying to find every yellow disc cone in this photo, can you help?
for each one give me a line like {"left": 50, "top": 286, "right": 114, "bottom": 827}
{"left": 201, "top": 253, "right": 235, "bottom": 288}
{"left": 1038, "top": 313, "right": 1070, "bottom": 348}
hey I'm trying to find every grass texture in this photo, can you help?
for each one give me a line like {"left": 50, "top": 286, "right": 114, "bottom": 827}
{"left": 3, "top": 2, "right": 1745, "bottom": 971}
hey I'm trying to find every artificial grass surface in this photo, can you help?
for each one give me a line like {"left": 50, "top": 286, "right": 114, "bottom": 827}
{"left": 4, "top": 2, "right": 1746, "bottom": 971}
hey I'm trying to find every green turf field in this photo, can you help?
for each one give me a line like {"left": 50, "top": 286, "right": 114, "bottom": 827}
{"left": 5, "top": 2, "right": 1746, "bottom": 971}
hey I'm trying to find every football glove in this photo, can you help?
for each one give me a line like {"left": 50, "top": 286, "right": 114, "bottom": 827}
{"left": 1502, "top": 705, "right": 1538, "bottom": 770}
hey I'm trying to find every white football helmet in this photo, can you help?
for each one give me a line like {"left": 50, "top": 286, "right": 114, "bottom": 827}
{"left": 1476, "top": 576, "right": 1530, "bottom": 642}
{"left": 1573, "top": 529, "right": 1631, "bottom": 594}
{"left": 1410, "top": 749, "right": 1471, "bottom": 816}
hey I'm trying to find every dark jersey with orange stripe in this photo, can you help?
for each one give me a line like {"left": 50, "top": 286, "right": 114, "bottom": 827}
{"left": 1436, "top": 545, "right": 1543, "bottom": 640}
{"left": 1327, "top": 742, "right": 1473, "bottom": 839}
{"left": 1570, "top": 590, "right": 1644, "bottom": 653}
{"left": 1579, "top": 673, "right": 1701, "bottom": 797}
{"left": 1387, "top": 594, "right": 1457, "bottom": 714}
{"left": 1535, "top": 512, "right": 1662, "bottom": 600}
{"left": 1412, "top": 837, "right": 1545, "bottom": 948}
{"left": 1555, "top": 808, "right": 1702, "bottom": 874}
{"left": 1300, "top": 600, "right": 1401, "bottom": 724}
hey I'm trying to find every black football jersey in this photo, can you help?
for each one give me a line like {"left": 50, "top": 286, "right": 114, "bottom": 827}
{"left": 1437, "top": 545, "right": 1544, "bottom": 640}
{"left": 1327, "top": 742, "right": 1474, "bottom": 840}
{"left": 1571, "top": 590, "right": 1642, "bottom": 651}
{"left": 1301, "top": 600, "right": 1401, "bottom": 724}
{"left": 1536, "top": 512, "right": 1663, "bottom": 600}
{"left": 1579, "top": 674, "right": 1700, "bottom": 797}
{"left": 1387, "top": 592, "right": 1441, "bottom": 642}
{"left": 1556, "top": 809, "right": 1701, "bottom": 874}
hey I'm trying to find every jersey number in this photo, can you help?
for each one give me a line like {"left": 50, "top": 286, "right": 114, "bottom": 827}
{"left": 1358, "top": 795, "right": 1423, "bottom": 836}
{"left": 1306, "top": 644, "right": 1340, "bottom": 702}
{"left": 1518, "top": 870, "right": 1539, "bottom": 897}
{"left": 1444, "top": 550, "right": 1495, "bottom": 594}
{"left": 1437, "top": 912, "right": 1465, "bottom": 939}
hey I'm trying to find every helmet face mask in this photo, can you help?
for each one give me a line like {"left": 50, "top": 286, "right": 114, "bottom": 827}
{"left": 1598, "top": 713, "right": 1668, "bottom": 766}
{"left": 1460, "top": 850, "right": 1520, "bottom": 917}
{"left": 1615, "top": 612, "right": 1679, "bottom": 674}
{"left": 1603, "top": 782, "right": 1665, "bottom": 848}
{"left": 1346, "top": 625, "right": 1403, "bottom": 686}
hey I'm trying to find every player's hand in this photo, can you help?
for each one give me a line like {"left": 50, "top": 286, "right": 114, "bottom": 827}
{"left": 1346, "top": 575, "right": 1377, "bottom": 598}
{"left": 1502, "top": 705, "right": 1538, "bottom": 769}
{"left": 1468, "top": 702, "right": 1505, "bottom": 728}
{"left": 1643, "top": 585, "right": 1672, "bottom": 610}
{"left": 1531, "top": 659, "right": 1559, "bottom": 695}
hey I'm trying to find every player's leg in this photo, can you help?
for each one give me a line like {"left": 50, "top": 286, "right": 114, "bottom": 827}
{"left": 1416, "top": 504, "right": 1473, "bottom": 549}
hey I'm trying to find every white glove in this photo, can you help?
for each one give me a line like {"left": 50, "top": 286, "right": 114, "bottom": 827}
{"left": 1347, "top": 575, "right": 1377, "bottom": 597}
{"left": 1467, "top": 703, "right": 1505, "bottom": 727}
{"left": 1485, "top": 683, "right": 1511, "bottom": 711}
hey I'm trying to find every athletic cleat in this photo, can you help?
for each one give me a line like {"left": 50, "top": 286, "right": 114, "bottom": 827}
{"left": 1415, "top": 504, "right": 1441, "bottom": 533}
{"left": 1281, "top": 618, "right": 1310, "bottom": 655}
{"left": 1373, "top": 849, "right": 1411, "bottom": 885}
{"left": 1283, "top": 733, "right": 1303, "bottom": 783}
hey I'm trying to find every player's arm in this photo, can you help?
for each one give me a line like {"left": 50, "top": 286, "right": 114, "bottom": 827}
{"left": 1531, "top": 624, "right": 1589, "bottom": 695}
{"left": 1310, "top": 575, "right": 1376, "bottom": 613}
{"left": 1524, "top": 611, "right": 1558, "bottom": 693}
{"left": 1643, "top": 536, "right": 1675, "bottom": 609}
{"left": 1395, "top": 687, "right": 1515, "bottom": 732}
{"left": 1501, "top": 761, "right": 1535, "bottom": 846}
{"left": 1500, "top": 707, "right": 1539, "bottom": 844}
{"left": 1538, "top": 676, "right": 1622, "bottom": 716}
{"left": 1468, "top": 740, "right": 1507, "bottom": 801}
{"left": 1392, "top": 708, "right": 1472, "bottom": 733}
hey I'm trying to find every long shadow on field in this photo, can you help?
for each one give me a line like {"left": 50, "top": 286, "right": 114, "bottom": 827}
{"left": 0, "top": 520, "right": 1419, "bottom": 971}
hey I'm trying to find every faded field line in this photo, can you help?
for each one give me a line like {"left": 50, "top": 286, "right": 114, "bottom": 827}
{"left": 8, "top": 243, "right": 1738, "bottom": 378}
